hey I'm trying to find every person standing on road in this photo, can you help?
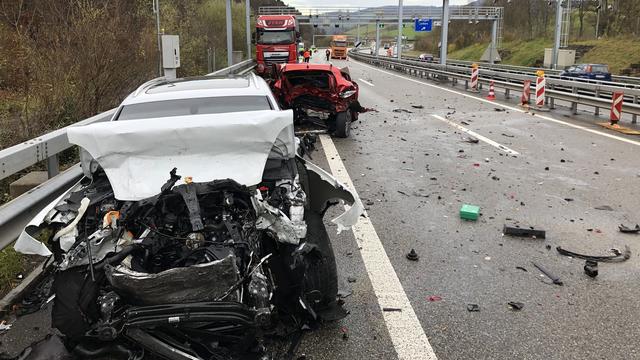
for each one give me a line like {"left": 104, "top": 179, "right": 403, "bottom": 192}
{"left": 325, "top": 49, "right": 331, "bottom": 61}
{"left": 303, "top": 48, "right": 311, "bottom": 63}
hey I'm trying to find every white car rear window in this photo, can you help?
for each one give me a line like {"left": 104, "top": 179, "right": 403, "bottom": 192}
{"left": 116, "top": 96, "right": 272, "bottom": 120}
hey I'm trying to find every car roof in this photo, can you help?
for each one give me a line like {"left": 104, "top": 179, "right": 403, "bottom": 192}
{"left": 122, "top": 73, "right": 273, "bottom": 105}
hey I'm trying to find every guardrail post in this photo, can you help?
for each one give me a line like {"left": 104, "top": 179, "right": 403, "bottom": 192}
{"left": 571, "top": 87, "right": 578, "bottom": 115}
{"left": 594, "top": 88, "right": 600, "bottom": 116}
{"left": 46, "top": 154, "right": 59, "bottom": 179}
{"left": 549, "top": 84, "right": 555, "bottom": 109}
{"left": 633, "top": 95, "right": 638, "bottom": 124}
{"left": 505, "top": 88, "right": 510, "bottom": 99}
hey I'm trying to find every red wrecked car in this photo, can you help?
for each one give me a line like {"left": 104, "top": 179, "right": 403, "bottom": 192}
{"left": 271, "top": 63, "right": 367, "bottom": 138}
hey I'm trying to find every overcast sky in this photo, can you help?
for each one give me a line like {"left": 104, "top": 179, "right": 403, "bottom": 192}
{"left": 285, "top": 1, "right": 472, "bottom": 8}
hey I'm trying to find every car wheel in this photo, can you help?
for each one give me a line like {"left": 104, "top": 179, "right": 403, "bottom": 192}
{"left": 296, "top": 160, "right": 339, "bottom": 309}
{"left": 334, "top": 110, "right": 351, "bottom": 138}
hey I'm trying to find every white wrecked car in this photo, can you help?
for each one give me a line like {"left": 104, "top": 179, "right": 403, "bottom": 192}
{"left": 14, "top": 75, "right": 363, "bottom": 360}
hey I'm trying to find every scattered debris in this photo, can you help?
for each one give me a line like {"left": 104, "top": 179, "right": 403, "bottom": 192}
{"left": 515, "top": 266, "right": 528, "bottom": 272}
{"left": 584, "top": 260, "right": 598, "bottom": 278}
{"left": 427, "top": 295, "right": 442, "bottom": 302}
{"left": 619, "top": 224, "right": 640, "bottom": 234}
{"left": 382, "top": 307, "right": 403, "bottom": 312}
{"left": 544, "top": 166, "right": 550, "bottom": 171}
{"left": 397, "top": 190, "right": 410, "bottom": 196}
{"left": 393, "top": 108, "right": 413, "bottom": 113}
{"left": 491, "top": 175, "right": 500, "bottom": 181}
{"left": 556, "top": 245, "right": 630, "bottom": 263}
{"left": 341, "top": 326, "right": 349, "bottom": 340}
{"left": 347, "top": 276, "right": 357, "bottom": 283}
{"left": 594, "top": 205, "right": 614, "bottom": 211}
{"left": 503, "top": 225, "right": 546, "bottom": 239}
{"left": 501, "top": 133, "right": 515, "bottom": 138}
{"left": 564, "top": 198, "right": 574, "bottom": 202}
{"left": 466, "top": 304, "right": 480, "bottom": 312}
{"left": 507, "top": 302, "right": 524, "bottom": 311}
{"left": 411, "top": 105, "right": 424, "bottom": 109}
{"left": 461, "top": 121, "right": 470, "bottom": 126}
{"left": 460, "top": 204, "right": 480, "bottom": 221}
{"left": 406, "top": 249, "right": 420, "bottom": 261}
{"left": 337, "top": 290, "right": 353, "bottom": 299}
{"left": 0, "top": 320, "right": 12, "bottom": 333}
{"left": 494, "top": 108, "right": 506, "bottom": 112}
{"left": 532, "top": 262, "right": 563, "bottom": 286}
{"left": 463, "top": 136, "right": 479, "bottom": 143}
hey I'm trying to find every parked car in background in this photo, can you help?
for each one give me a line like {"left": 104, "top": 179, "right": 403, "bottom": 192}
{"left": 418, "top": 53, "right": 434, "bottom": 62}
{"left": 560, "top": 64, "right": 612, "bottom": 82}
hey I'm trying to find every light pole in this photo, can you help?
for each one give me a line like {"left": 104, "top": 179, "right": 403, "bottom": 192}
{"left": 595, "top": 0, "right": 601, "bottom": 38}
{"left": 246, "top": 0, "right": 251, "bottom": 60}
{"left": 552, "top": 0, "right": 564, "bottom": 69}
{"left": 226, "top": 0, "right": 233, "bottom": 66}
{"left": 440, "top": 0, "right": 450, "bottom": 65}
{"left": 153, "top": 0, "right": 162, "bottom": 76}
{"left": 397, "top": 0, "right": 403, "bottom": 59}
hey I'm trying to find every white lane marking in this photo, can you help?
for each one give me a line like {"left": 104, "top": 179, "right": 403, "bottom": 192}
{"left": 358, "top": 78, "right": 375, "bottom": 87}
{"left": 431, "top": 114, "right": 519, "bottom": 156}
{"left": 319, "top": 135, "right": 437, "bottom": 360}
{"left": 352, "top": 60, "right": 640, "bottom": 147}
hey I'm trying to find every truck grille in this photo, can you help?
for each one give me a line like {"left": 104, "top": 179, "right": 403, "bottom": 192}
{"left": 264, "top": 55, "right": 289, "bottom": 65}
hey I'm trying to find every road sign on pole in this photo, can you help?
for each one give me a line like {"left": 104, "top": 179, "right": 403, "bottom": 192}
{"left": 414, "top": 19, "right": 433, "bottom": 32}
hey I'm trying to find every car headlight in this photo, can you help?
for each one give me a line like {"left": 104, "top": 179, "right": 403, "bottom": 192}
{"left": 339, "top": 90, "right": 356, "bottom": 98}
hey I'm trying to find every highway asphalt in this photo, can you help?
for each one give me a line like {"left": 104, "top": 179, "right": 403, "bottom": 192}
{"left": 2, "top": 51, "right": 640, "bottom": 360}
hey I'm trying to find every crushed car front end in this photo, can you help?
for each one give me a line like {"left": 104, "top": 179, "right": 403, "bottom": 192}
{"left": 15, "top": 110, "right": 363, "bottom": 359}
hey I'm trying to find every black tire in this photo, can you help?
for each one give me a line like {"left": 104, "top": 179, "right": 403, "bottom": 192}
{"left": 296, "top": 160, "right": 338, "bottom": 308}
{"left": 334, "top": 110, "right": 351, "bottom": 138}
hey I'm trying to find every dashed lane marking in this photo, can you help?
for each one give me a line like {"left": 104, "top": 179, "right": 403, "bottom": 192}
{"left": 358, "top": 78, "right": 375, "bottom": 87}
{"left": 319, "top": 134, "right": 437, "bottom": 360}
{"left": 352, "top": 60, "right": 640, "bottom": 147}
{"left": 431, "top": 114, "right": 520, "bottom": 155}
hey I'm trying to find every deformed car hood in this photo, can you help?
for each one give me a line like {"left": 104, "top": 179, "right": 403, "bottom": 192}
{"left": 67, "top": 110, "right": 295, "bottom": 201}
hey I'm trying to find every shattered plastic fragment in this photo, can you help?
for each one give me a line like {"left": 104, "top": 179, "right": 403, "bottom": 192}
{"left": 467, "top": 304, "right": 480, "bottom": 312}
{"left": 507, "top": 302, "right": 524, "bottom": 310}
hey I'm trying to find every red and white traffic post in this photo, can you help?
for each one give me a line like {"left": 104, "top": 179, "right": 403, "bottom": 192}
{"left": 610, "top": 92, "right": 624, "bottom": 126}
{"left": 468, "top": 63, "right": 479, "bottom": 92}
{"left": 486, "top": 81, "right": 496, "bottom": 100}
{"left": 535, "top": 70, "right": 549, "bottom": 111}
{"left": 521, "top": 80, "right": 531, "bottom": 107}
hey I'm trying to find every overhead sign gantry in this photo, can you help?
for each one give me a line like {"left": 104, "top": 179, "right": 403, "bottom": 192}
{"left": 258, "top": 3, "right": 504, "bottom": 64}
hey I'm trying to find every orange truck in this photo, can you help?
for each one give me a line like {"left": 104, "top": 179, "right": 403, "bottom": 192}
{"left": 330, "top": 35, "right": 348, "bottom": 59}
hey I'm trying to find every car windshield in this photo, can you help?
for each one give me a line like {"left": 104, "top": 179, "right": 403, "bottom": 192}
{"left": 257, "top": 30, "right": 295, "bottom": 45}
{"left": 591, "top": 65, "right": 609, "bottom": 73}
{"left": 116, "top": 96, "right": 272, "bottom": 120}
{"left": 333, "top": 41, "right": 347, "bottom": 47}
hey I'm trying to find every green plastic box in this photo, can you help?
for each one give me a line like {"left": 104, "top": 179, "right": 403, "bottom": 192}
{"left": 460, "top": 204, "right": 480, "bottom": 221}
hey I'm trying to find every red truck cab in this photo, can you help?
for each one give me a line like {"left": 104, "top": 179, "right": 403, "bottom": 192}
{"left": 255, "top": 15, "right": 299, "bottom": 74}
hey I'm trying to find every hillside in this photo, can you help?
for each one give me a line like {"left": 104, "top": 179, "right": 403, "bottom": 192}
{"left": 444, "top": 38, "right": 640, "bottom": 75}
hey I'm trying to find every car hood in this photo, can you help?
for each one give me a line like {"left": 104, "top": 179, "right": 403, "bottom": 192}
{"left": 67, "top": 110, "right": 295, "bottom": 201}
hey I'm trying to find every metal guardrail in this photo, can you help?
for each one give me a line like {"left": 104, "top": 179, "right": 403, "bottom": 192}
{"left": 401, "top": 55, "right": 640, "bottom": 89}
{"left": 350, "top": 51, "right": 640, "bottom": 118}
{"left": 0, "top": 60, "right": 256, "bottom": 251}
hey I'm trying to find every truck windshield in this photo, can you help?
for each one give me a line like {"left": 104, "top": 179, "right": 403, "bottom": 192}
{"left": 332, "top": 41, "right": 347, "bottom": 47}
{"left": 257, "top": 30, "right": 295, "bottom": 45}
